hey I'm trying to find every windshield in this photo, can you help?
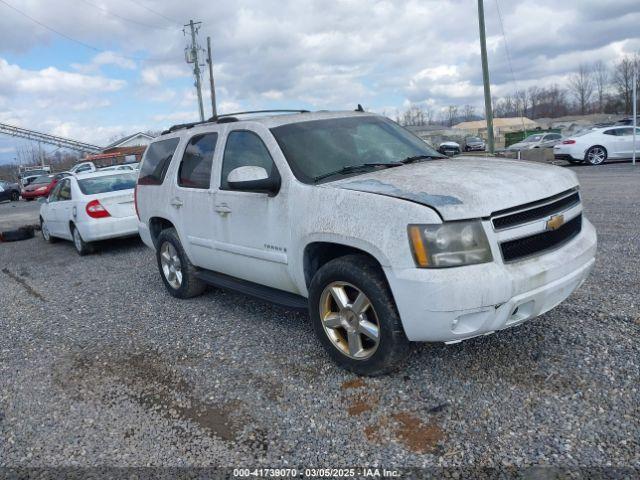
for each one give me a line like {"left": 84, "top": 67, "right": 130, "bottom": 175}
{"left": 523, "top": 134, "right": 543, "bottom": 142}
{"left": 270, "top": 116, "right": 442, "bottom": 183}
{"left": 78, "top": 173, "right": 137, "bottom": 195}
{"left": 32, "top": 175, "right": 53, "bottom": 185}
{"left": 467, "top": 137, "right": 482, "bottom": 142}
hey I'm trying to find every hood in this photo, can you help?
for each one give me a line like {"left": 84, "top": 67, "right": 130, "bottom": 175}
{"left": 328, "top": 157, "right": 578, "bottom": 220}
{"left": 24, "top": 183, "right": 49, "bottom": 191}
{"left": 440, "top": 141, "right": 460, "bottom": 148}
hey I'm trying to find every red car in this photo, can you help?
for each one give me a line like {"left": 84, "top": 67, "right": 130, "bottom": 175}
{"left": 21, "top": 174, "right": 58, "bottom": 201}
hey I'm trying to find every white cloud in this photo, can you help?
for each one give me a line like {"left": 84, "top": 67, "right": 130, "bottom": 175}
{"left": 0, "top": 58, "right": 125, "bottom": 95}
{"left": 71, "top": 51, "right": 136, "bottom": 73}
{"left": 141, "top": 64, "right": 190, "bottom": 86}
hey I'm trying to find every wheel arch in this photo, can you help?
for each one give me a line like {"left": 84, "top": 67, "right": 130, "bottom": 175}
{"left": 302, "top": 240, "right": 389, "bottom": 289}
{"left": 149, "top": 216, "right": 176, "bottom": 248}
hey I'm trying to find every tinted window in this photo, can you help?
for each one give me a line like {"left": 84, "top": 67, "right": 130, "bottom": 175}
{"left": 618, "top": 128, "right": 634, "bottom": 136}
{"left": 138, "top": 138, "right": 180, "bottom": 186}
{"left": 604, "top": 129, "right": 620, "bottom": 136}
{"left": 221, "top": 131, "right": 276, "bottom": 190}
{"left": 58, "top": 179, "right": 72, "bottom": 201}
{"left": 178, "top": 133, "right": 217, "bottom": 189}
{"left": 78, "top": 173, "right": 137, "bottom": 195}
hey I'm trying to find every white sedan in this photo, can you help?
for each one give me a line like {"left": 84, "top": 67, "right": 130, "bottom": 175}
{"left": 554, "top": 126, "right": 640, "bottom": 165}
{"left": 39, "top": 170, "right": 139, "bottom": 255}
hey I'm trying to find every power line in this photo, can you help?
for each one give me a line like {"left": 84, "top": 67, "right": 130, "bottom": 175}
{"left": 0, "top": 0, "right": 170, "bottom": 62}
{"left": 77, "top": 0, "right": 177, "bottom": 30}
{"left": 0, "top": 0, "right": 101, "bottom": 52}
{"left": 124, "top": 0, "right": 181, "bottom": 26}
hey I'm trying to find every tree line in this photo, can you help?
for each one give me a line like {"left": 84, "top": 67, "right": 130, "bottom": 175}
{"left": 396, "top": 53, "right": 640, "bottom": 127}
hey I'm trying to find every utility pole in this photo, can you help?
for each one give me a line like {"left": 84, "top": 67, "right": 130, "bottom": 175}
{"left": 633, "top": 66, "right": 637, "bottom": 166}
{"left": 184, "top": 20, "right": 205, "bottom": 122}
{"left": 207, "top": 36, "right": 217, "bottom": 118}
{"left": 477, "top": 0, "right": 495, "bottom": 154}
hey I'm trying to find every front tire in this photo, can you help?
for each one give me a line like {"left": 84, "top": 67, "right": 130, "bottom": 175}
{"left": 40, "top": 217, "right": 57, "bottom": 243}
{"left": 10, "top": 191, "right": 19, "bottom": 201}
{"left": 309, "top": 254, "right": 410, "bottom": 376}
{"left": 156, "top": 228, "right": 206, "bottom": 299}
{"left": 72, "top": 224, "right": 93, "bottom": 256}
{"left": 585, "top": 145, "right": 607, "bottom": 165}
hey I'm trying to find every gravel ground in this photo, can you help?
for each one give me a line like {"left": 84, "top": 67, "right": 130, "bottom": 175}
{"left": 0, "top": 163, "right": 638, "bottom": 470}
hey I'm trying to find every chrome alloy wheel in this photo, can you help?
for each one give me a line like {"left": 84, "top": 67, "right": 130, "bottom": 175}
{"left": 160, "top": 241, "right": 183, "bottom": 289}
{"left": 587, "top": 146, "right": 606, "bottom": 165}
{"left": 319, "top": 281, "right": 380, "bottom": 359}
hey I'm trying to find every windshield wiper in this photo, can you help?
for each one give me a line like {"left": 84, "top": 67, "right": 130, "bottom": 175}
{"left": 399, "top": 154, "right": 444, "bottom": 164}
{"left": 313, "top": 162, "right": 402, "bottom": 183}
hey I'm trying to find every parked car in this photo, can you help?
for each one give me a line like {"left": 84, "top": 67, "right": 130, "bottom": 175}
{"left": 554, "top": 126, "right": 640, "bottom": 165}
{"left": 437, "top": 141, "right": 461, "bottom": 156}
{"left": 99, "top": 165, "right": 136, "bottom": 172}
{"left": 463, "top": 136, "right": 485, "bottom": 152}
{"left": 19, "top": 168, "right": 52, "bottom": 187}
{"left": 39, "top": 170, "right": 139, "bottom": 255}
{"left": 0, "top": 180, "right": 21, "bottom": 201}
{"left": 507, "top": 133, "right": 563, "bottom": 151}
{"left": 68, "top": 161, "right": 97, "bottom": 175}
{"left": 21, "top": 174, "right": 58, "bottom": 201}
{"left": 136, "top": 110, "right": 596, "bottom": 375}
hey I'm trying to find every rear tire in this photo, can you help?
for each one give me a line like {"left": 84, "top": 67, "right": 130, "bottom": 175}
{"left": 308, "top": 254, "right": 410, "bottom": 376}
{"left": 156, "top": 228, "right": 206, "bottom": 299}
{"left": 585, "top": 145, "right": 607, "bottom": 165}
{"left": 71, "top": 224, "right": 93, "bottom": 255}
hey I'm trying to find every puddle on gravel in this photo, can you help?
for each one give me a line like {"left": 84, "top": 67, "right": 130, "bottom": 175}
{"left": 54, "top": 351, "right": 252, "bottom": 443}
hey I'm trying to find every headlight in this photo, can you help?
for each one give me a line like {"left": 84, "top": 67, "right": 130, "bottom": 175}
{"left": 408, "top": 221, "right": 493, "bottom": 268}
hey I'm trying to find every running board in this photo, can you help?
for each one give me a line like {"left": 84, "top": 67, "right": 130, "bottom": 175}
{"left": 195, "top": 269, "right": 308, "bottom": 310}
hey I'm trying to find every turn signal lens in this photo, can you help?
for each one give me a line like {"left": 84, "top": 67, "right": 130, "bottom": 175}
{"left": 85, "top": 199, "right": 110, "bottom": 218}
{"left": 562, "top": 139, "right": 576, "bottom": 144}
{"left": 409, "top": 226, "right": 429, "bottom": 267}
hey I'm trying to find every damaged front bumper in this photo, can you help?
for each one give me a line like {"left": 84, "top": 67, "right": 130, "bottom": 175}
{"left": 384, "top": 218, "right": 597, "bottom": 342}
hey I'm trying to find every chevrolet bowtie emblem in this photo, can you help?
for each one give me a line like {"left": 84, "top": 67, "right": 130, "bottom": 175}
{"left": 546, "top": 214, "right": 565, "bottom": 231}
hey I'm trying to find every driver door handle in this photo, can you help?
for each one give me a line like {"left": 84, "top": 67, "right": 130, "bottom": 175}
{"left": 215, "top": 203, "right": 232, "bottom": 216}
{"left": 170, "top": 197, "right": 183, "bottom": 208}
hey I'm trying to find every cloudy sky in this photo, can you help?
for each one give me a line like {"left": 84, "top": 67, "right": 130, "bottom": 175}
{"left": 0, "top": 0, "right": 639, "bottom": 164}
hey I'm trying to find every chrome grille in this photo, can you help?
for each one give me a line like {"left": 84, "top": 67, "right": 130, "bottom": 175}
{"left": 492, "top": 189, "right": 580, "bottom": 230}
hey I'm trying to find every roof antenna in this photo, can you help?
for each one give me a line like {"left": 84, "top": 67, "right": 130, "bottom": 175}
{"left": 355, "top": 104, "right": 364, "bottom": 112}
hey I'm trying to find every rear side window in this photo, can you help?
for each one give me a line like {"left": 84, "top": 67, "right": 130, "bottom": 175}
{"left": 603, "top": 129, "right": 620, "bottom": 136}
{"left": 78, "top": 173, "right": 137, "bottom": 195}
{"left": 221, "top": 131, "right": 276, "bottom": 190}
{"left": 138, "top": 138, "right": 180, "bottom": 185}
{"left": 178, "top": 133, "right": 217, "bottom": 189}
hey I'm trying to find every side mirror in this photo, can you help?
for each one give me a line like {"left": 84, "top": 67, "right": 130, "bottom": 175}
{"left": 227, "top": 166, "right": 280, "bottom": 195}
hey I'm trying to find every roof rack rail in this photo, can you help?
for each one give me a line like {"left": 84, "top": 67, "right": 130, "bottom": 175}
{"left": 207, "top": 109, "right": 310, "bottom": 122}
{"left": 162, "top": 110, "right": 311, "bottom": 135}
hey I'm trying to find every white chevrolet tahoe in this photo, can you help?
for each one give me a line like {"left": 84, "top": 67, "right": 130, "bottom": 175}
{"left": 135, "top": 110, "right": 597, "bottom": 375}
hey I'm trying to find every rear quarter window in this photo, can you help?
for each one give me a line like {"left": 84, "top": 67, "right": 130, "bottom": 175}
{"left": 138, "top": 138, "right": 180, "bottom": 185}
